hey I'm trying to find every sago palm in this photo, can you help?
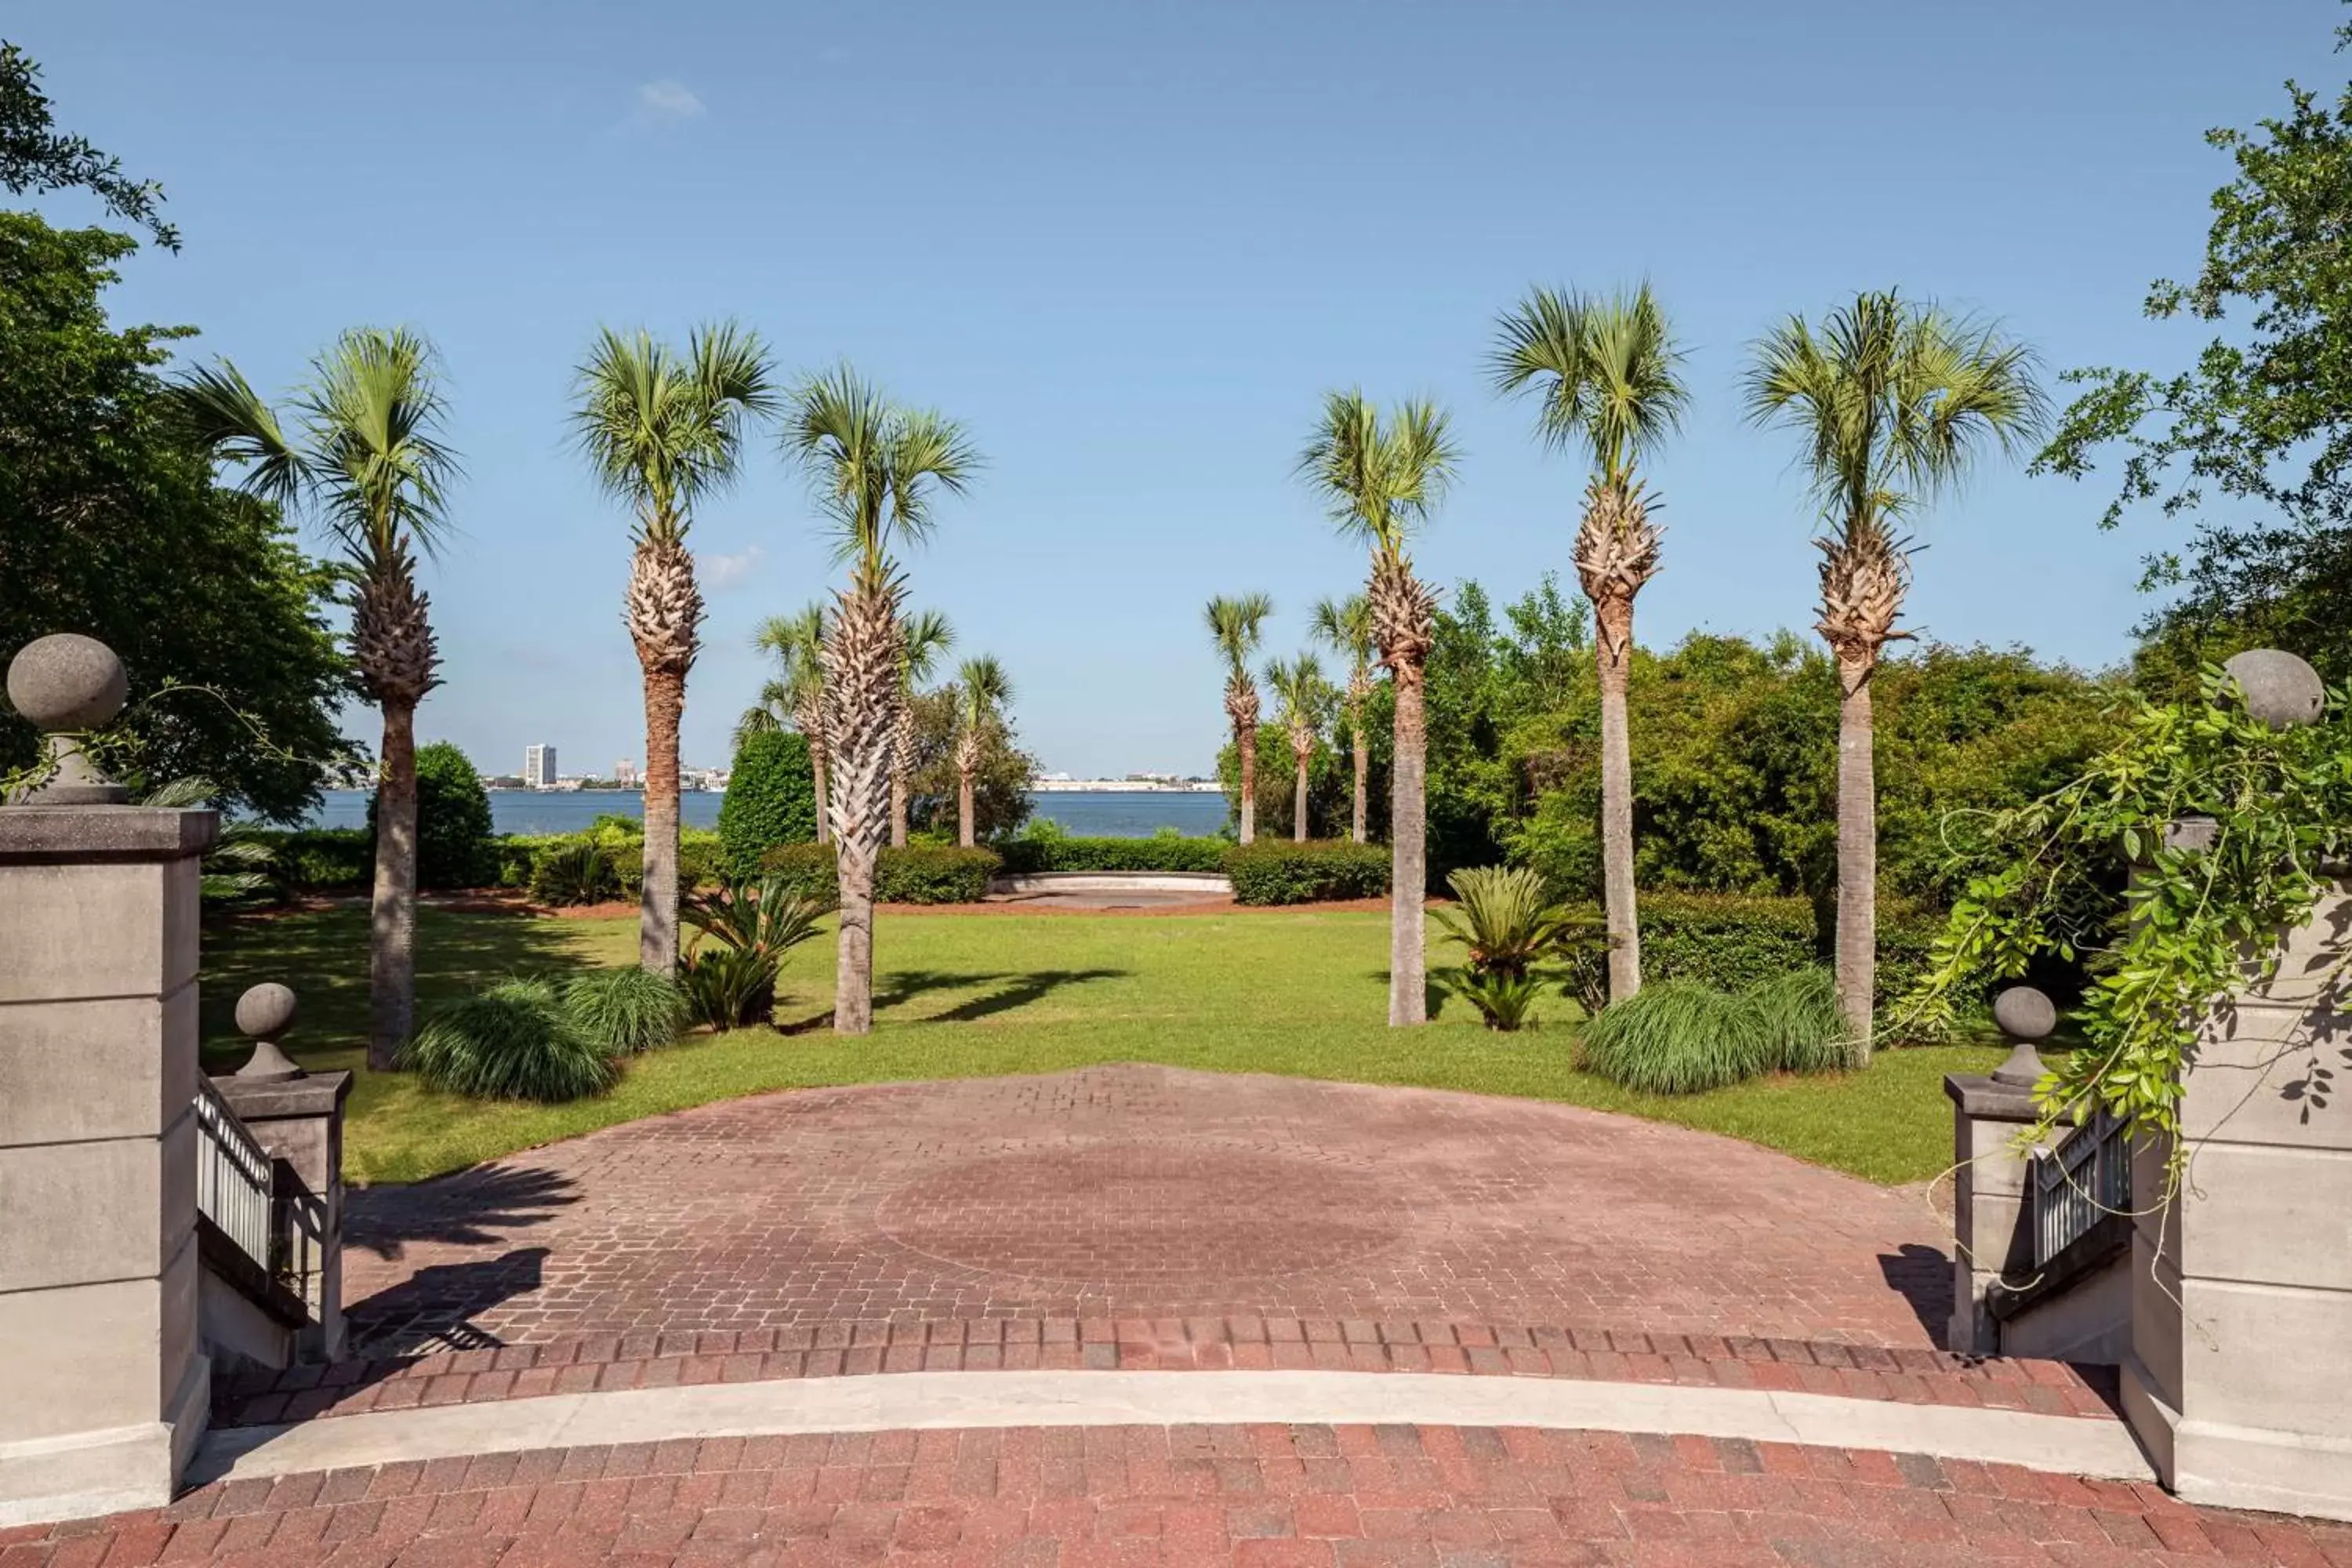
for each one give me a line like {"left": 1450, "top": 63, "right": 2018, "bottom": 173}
{"left": 889, "top": 608, "right": 955, "bottom": 848}
{"left": 1297, "top": 391, "right": 1460, "bottom": 1025}
{"left": 951, "top": 654, "right": 1014, "bottom": 848}
{"left": 570, "top": 322, "right": 779, "bottom": 978}
{"left": 1491, "top": 283, "right": 1689, "bottom": 1005}
{"left": 172, "top": 327, "right": 459, "bottom": 1069}
{"left": 782, "top": 364, "right": 979, "bottom": 1034}
{"left": 1203, "top": 593, "right": 1272, "bottom": 844}
{"left": 1264, "top": 652, "right": 1335, "bottom": 842}
{"left": 1310, "top": 593, "right": 1377, "bottom": 843}
{"left": 750, "top": 603, "right": 831, "bottom": 843}
{"left": 1744, "top": 290, "right": 2044, "bottom": 1054}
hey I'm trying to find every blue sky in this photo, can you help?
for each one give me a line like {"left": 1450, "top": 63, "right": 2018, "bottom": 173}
{"left": 13, "top": 1, "right": 2339, "bottom": 778}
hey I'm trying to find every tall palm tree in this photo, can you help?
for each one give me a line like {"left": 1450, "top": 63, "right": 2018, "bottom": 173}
{"left": 1310, "top": 593, "right": 1377, "bottom": 844}
{"left": 889, "top": 608, "right": 955, "bottom": 848}
{"left": 1490, "top": 284, "right": 1690, "bottom": 1004}
{"left": 952, "top": 654, "right": 1014, "bottom": 848}
{"left": 1298, "top": 392, "right": 1460, "bottom": 1026}
{"left": 1265, "top": 653, "right": 1335, "bottom": 842}
{"left": 172, "top": 328, "right": 459, "bottom": 1070}
{"left": 782, "top": 364, "right": 979, "bottom": 1034}
{"left": 1204, "top": 593, "right": 1273, "bottom": 844}
{"left": 1744, "top": 291, "right": 2044, "bottom": 1055}
{"left": 570, "top": 323, "right": 778, "bottom": 977}
{"left": 750, "top": 604, "right": 831, "bottom": 844}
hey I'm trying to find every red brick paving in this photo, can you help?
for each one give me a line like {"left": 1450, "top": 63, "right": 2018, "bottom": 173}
{"left": 6, "top": 1425, "right": 2345, "bottom": 1566}
{"left": 341, "top": 1067, "right": 1954, "bottom": 1360}
{"left": 213, "top": 1316, "right": 2122, "bottom": 1430}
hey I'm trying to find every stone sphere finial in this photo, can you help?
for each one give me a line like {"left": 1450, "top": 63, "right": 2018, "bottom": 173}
{"left": 1989, "top": 985, "right": 2056, "bottom": 1087}
{"left": 233, "top": 982, "right": 305, "bottom": 1081}
{"left": 2222, "top": 648, "right": 2325, "bottom": 731}
{"left": 6, "top": 633, "right": 129, "bottom": 732}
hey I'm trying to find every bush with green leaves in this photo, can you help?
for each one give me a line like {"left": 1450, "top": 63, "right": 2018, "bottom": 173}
{"left": 1555, "top": 893, "right": 1943, "bottom": 1019}
{"left": 561, "top": 967, "right": 684, "bottom": 1054}
{"left": 681, "top": 875, "right": 826, "bottom": 1028}
{"left": 1432, "top": 865, "right": 1605, "bottom": 1030}
{"left": 528, "top": 837, "right": 621, "bottom": 906}
{"left": 1224, "top": 840, "right": 1389, "bottom": 906}
{"left": 263, "top": 827, "right": 372, "bottom": 891}
{"left": 757, "top": 843, "right": 1001, "bottom": 906}
{"left": 760, "top": 842, "right": 840, "bottom": 907}
{"left": 995, "top": 833, "right": 1229, "bottom": 875}
{"left": 1577, "top": 966, "right": 1850, "bottom": 1094}
{"left": 718, "top": 730, "right": 818, "bottom": 875}
{"left": 368, "top": 741, "right": 494, "bottom": 889}
{"left": 399, "top": 978, "right": 620, "bottom": 1102}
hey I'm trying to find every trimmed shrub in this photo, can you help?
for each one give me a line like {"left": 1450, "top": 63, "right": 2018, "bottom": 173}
{"left": 678, "top": 829, "right": 726, "bottom": 891}
{"left": 757, "top": 844, "right": 1003, "bottom": 906}
{"left": 995, "top": 834, "right": 1228, "bottom": 875}
{"left": 1559, "top": 892, "right": 1942, "bottom": 1014}
{"left": 719, "top": 731, "right": 818, "bottom": 876}
{"left": 368, "top": 741, "right": 495, "bottom": 889}
{"left": 1225, "top": 840, "right": 1390, "bottom": 906}
{"left": 268, "top": 827, "right": 372, "bottom": 891}
{"left": 561, "top": 967, "right": 684, "bottom": 1054}
{"left": 400, "top": 978, "right": 619, "bottom": 1102}
{"left": 877, "top": 845, "right": 1000, "bottom": 904}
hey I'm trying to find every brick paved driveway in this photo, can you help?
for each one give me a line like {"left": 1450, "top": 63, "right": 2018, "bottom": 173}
{"left": 342, "top": 1067, "right": 1951, "bottom": 1360}
{"left": 9, "top": 1423, "right": 2345, "bottom": 1566}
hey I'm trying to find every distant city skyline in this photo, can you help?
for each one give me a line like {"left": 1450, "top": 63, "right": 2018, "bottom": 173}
{"left": 18, "top": 1, "right": 2336, "bottom": 775}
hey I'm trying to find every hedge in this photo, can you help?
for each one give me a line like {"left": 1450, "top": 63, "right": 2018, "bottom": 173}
{"left": 718, "top": 731, "right": 818, "bottom": 875}
{"left": 1225, "top": 840, "right": 1391, "bottom": 906}
{"left": 760, "top": 843, "right": 1004, "bottom": 906}
{"left": 995, "top": 835, "right": 1228, "bottom": 875}
{"left": 261, "top": 826, "right": 724, "bottom": 903}
{"left": 1559, "top": 891, "right": 1944, "bottom": 1013}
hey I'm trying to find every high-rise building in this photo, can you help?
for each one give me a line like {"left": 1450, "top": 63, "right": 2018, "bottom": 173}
{"left": 524, "top": 743, "right": 557, "bottom": 789}
{"left": 615, "top": 758, "right": 639, "bottom": 787}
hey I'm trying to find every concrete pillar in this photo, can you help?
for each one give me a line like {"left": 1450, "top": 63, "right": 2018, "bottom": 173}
{"left": 210, "top": 1068, "right": 351, "bottom": 1363}
{"left": 2122, "top": 877, "right": 2352, "bottom": 1522}
{"left": 0, "top": 807, "right": 219, "bottom": 1525}
{"left": 1943, "top": 1073, "right": 2042, "bottom": 1356}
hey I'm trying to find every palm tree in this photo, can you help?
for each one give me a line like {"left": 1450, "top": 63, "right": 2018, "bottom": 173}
{"left": 1309, "top": 593, "right": 1377, "bottom": 844}
{"left": 1264, "top": 653, "right": 1335, "bottom": 841}
{"left": 951, "top": 655, "right": 1014, "bottom": 847}
{"left": 889, "top": 608, "right": 955, "bottom": 848}
{"left": 1490, "top": 284, "right": 1690, "bottom": 1005}
{"left": 1744, "top": 291, "right": 2044, "bottom": 1055}
{"left": 782, "top": 364, "right": 979, "bottom": 1035}
{"left": 570, "top": 324, "right": 778, "bottom": 978}
{"left": 1204, "top": 594, "right": 1272, "bottom": 844}
{"left": 172, "top": 328, "right": 459, "bottom": 1070}
{"left": 1298, "top": 391, "right": 1460, "bottom": 1026}
{"left": 750, "top": 604, "right": 831, "bottom": 844}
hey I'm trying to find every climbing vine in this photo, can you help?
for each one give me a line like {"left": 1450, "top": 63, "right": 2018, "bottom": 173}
{"left": 1901, "top": 666, "right": 2352, "bottom": 1156}
{"left": 1, "top": 681, "right": 310, "bottom": 803}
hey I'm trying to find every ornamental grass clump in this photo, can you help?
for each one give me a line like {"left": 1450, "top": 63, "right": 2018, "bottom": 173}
{"left": 1577, "top": 966, "right": 1850, "bottom": 1094}
{"left": 561, "top": 967, "right": 684, "bottom": 1055}
{"left": 1745, "top": 966, "right": 1852, "bottom": 1075}
{"left": 401, "top": 978, "right": 621, "bottom": 1102}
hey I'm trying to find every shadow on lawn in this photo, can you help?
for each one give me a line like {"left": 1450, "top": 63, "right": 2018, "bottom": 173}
{"left": 197, "top": 906, "right": 601, "bottom": 1072}
{"left": 879, "top": 967, "right": 1130, "bottom": 1022}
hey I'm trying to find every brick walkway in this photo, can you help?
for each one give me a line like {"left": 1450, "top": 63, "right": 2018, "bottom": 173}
{"left": 340, "top": 1067, "right": 1953, "bottom": 1361}
{"left": 9, "top": 1424, "right": 2346, "bottom": 1566}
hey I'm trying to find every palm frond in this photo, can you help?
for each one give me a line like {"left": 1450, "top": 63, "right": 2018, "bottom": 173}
{"left": 900, "top": 607, "right": 956, "bottom": 685}
{"left": 570, "top": 322, "right": 774, "bottom": 547}
{"left": 1491, "top": 284, "right": 1687, "bottom": 485}
{"left": 1204, "top": 593, "right": 1274, "bottom": 675}
{"left": 782, "top": 364, "right": 980, "bottom": 579}
{"left": 1308, "top": 593, "right": 1375, "bottom": 666}
{"left": 299, "top": 326, "right": 463, "bottom": 566}
{"left": 1296, "top": 390, "right": 1460, "bottom": 559}
{"left": 954, "top": 654, "right": 1014, "bottom": 731}
{"left": 169, "top": 361, "right": 310, "bottom": 508}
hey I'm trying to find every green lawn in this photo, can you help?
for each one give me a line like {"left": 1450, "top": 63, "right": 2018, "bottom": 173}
{"left": 198, "top": 903, "right": 1998, "bottom": 1189}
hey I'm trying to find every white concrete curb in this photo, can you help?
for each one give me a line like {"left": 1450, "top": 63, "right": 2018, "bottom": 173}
{"left": 191, "top": 1370, "right": 2154, "bottom": 1487}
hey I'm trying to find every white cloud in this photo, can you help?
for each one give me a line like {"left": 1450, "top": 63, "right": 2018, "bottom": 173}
{"left": 698, "top": 544, "right": 764, "bottom": 593}
{"left": 630, "top": 78, "right": 706, "bottom": 124}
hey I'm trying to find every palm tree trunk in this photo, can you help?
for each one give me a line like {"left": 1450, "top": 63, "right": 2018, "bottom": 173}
{"left": 834, "top": 830, "right": 877, "bottom": 1033}
{"left": 1835, "top": 655, "right": 1877, "bottom": 1062}
{"left": 811, "top": 740, "right": 831, "bottom": 846}
{"left": 639, "top": 666, "right": 684, "bottom": 975}
{"left": 1595, "top": 598, "right": 1642, "bottom": 1003}
{"left": 368, "top": 700, "right": 419, "bottom": 1072}
{"left": 1349, "top": 705, "right": 1368, "bottom": 844}
{"left": 958, "top": 765, "right": 976, "bottom": 848}
{"left": 1238, "top": 726, "right": 1257, "bottom": 845}
{"left": 823, "top": 574, "right": 900, "bottom": 1036}
{"left": 1389, "top": 656, "right": 1428, "bottom": 1025}
{"left": 1292, "top": 740, "right": 1310, "bottom": 842}
{"left": 890, "top": 764, "right": 909, "bottom": 848}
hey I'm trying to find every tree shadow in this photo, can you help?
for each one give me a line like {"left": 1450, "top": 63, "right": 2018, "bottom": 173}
{"left": 877, "top": 967, "right": 1131, "bottom": 1022}
{"left": 1878, "top": 1242, "right": 1955, "bottom": 1345}
{"left": 345, "top": 1246, "right": 550, "bottom": 1357}
{"left": 198, "top": 905, "right": 602, "bottom": 1073}
{"left": 346, "top": 1164, "right": 579, "bottom": 1261}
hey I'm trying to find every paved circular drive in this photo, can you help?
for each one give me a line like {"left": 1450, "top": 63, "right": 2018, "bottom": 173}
{"left": 342, "top": 1066, "right": 1951, "bottom": 1359}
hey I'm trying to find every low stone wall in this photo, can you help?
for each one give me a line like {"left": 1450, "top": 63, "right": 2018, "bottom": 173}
{"left": 987, "top": 871, "right": 1233, "bottom": 897}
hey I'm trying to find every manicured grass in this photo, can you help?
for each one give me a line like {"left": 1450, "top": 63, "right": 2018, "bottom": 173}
{"left": 200, "top": 904, "right": 1998, "bottom": 1188}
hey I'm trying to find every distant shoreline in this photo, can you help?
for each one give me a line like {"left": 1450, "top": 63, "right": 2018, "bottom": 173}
{"left": 1029, "top": 780, "right": 1220, "bottom": 793}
